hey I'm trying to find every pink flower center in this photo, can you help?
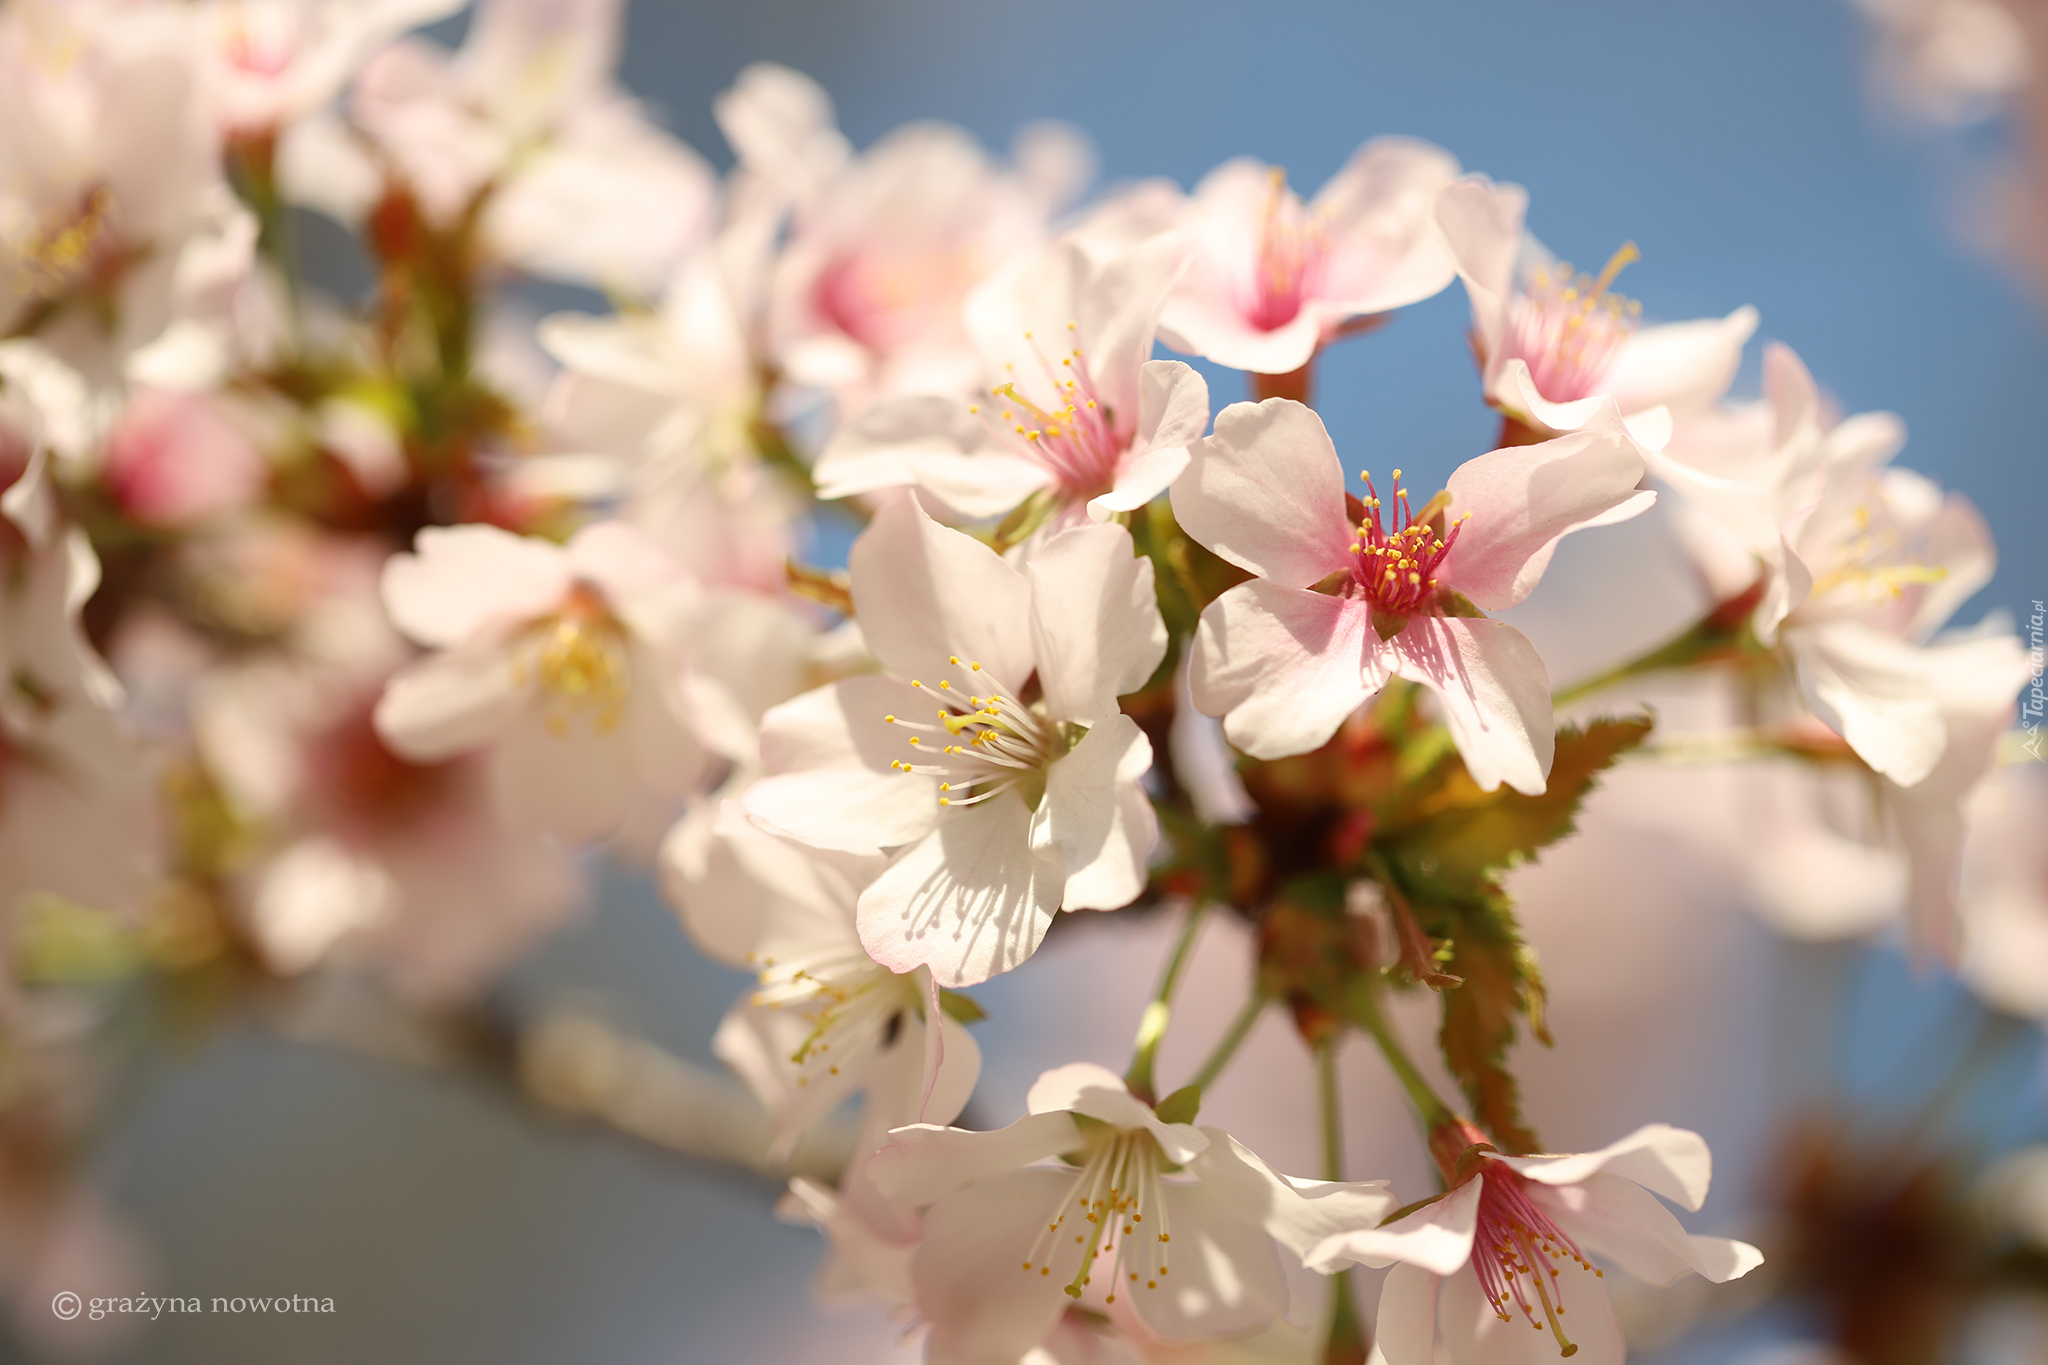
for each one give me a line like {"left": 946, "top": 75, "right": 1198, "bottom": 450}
{"left": 1472, "top": 1163, "right": 1600, "bottom": 1357}
{"left": 1501, "top": 243, "right": 1642, "bottom": 405}
{"left": 814, "top": 244, "right": 976, "bottom": 354}
{"left": 971, "top": 327, "right": 1127, "bottom": 501}
{"left": 1346, "top": 469, "right": 1467, "bottom": 618}
{"left": 1239, "top": 168, "right": 1327, "bottom": 332}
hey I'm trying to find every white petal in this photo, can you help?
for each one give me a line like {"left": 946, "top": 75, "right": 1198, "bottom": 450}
{"left": 1169, "top": 650, "right": 1255, "bottom": 825}
{"left": 1439, "top": 409, "right": 1652, "bottom": 611}
{"left": 867, "top": 1112, "right": 1083, "bottom": 1209}
{"left": 373, "top": 637, "right": 528, "bottom": 762}
{"left": 1606, "top": 307, "right": 1758, "bottom": 417}
{"left": 1027, "top": 523, "right": 1167, "bottom": 720}
{"left": 1373, "top": 1262, "right": 1442, "bottom": 1365}
{"left": 660, "top": 802, "right": 878, "bottom": 968}
{"left": 1172, "top": 399, "right": 1355, "bottom": 589}
{"left": 1438, "top": 1251, "right": 1624, "bottom": 1365}
{"left": 914, "top": 1168, "right": 1083, "bottom": 1365}
{"left": 1186, "top": 1131, "right": 1397, "bottom": 1262}
{"left": 1787, "top": 623, "right": 1948, "bottom": 788}
{"left": 1387, "top": 616, "right": 1554, "bottom": 797}
{"left": 1496, "top": 1123, "right": 1715, "bottom": 1211}
{"left": 856, "top": 794, "right": 1065, "bottom": 987}
{"left": 1533, "top": 1175, "right": 1761, "bottom": 1287}
{"left": 563, "top": 519, "right": 679, "bottom": 600}
{"left": 490, "top": 709, "right": 634, "bottom": 842}
{"left": 1435, "top": 177, "right": 1526, "bottom": 364}
{"left": 381, "top": 524, "right": 568, "bottom": 648}
{"left": 1312, "top": 136, "right": 1463, "bottom": 316}
{"left": 746, "top": 677, "right": 943, "bottom": 853}
{"left": 850, "top": 495, "right": 1037, "bottom": 690}
{"left": 1025, "top": 1063, "right": 1208, "bottom": 1165}
{"left": 1131, "top": 1176, "right": 1290, "bottom": 1342}
{"left": 1306, "top": 1178, "right": 1482, "bottom": 1276}
{"left": 714, "top": 997, "right": 873, "bottom": 1161}
{"left": 1042, "top": 714, "right": 1158, "bottom": 912}
{"left": 1192, "top": 583, "right": 1382, "bottom": 761}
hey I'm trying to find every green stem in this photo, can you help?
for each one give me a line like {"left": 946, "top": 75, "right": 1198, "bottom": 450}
{"left": 1315, "top": 1036, "right": 1368, "bottom": 1365}
{"left": 1124, "top": 900, "right": 1211, "bottom": 1103}
{"left": 1188, "top": 989, "right": 1265, "bottom": 1092}
{"left": 1346, "top": 975, "right": 1455, "bottom": 1129}
{"left": 1550, "top": 607, "right": 1755, "bottom": 708}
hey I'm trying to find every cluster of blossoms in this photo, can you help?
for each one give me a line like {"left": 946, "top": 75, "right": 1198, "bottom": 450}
{"left": 0, "top": 0, "right": 2039, "bottom": 1360}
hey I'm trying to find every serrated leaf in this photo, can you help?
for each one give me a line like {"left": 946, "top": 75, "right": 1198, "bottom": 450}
{"left": 1437, "top": 900, "right": 1543, "bottom": 1153}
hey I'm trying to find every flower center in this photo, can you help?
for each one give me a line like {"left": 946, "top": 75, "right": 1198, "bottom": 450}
{"left": 969, "top": 327, "right": 1125, "bottom": 501}
{"left": 885, "top": 656, "right": 1065, "bottom": 810}
{"left": 8, "top": 185, "right": 115, "bottom": 303}
{"left": 1019, "top": 1127, "right": 1174, "bottom": 1304}
{"left": 1803, "top": 502, "right": 1950, "bottom": 610}
{"left": 515, "top": 582, "right": 629, "bottom": 737}
{"left": 1346, "top": 468, "right": 1468, "bottom": 618}
{"left": 747, "top": 946, "right": 912, "bottom": 1087}
{"left": 816, "top": 244, "right": 978, "bottom": 354}
{"left": 1243, "top": 166, "right": 1327, "bottom": 332}
{"left": 1502, "top": 243, "right": 1641, "bottom": 405}
{"left": 1473, "top": 1163, "right": 1600, "bottom": 1358}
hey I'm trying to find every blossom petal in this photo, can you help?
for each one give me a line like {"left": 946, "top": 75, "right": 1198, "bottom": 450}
{"left": 1439, "top": 410, "right": 1652, "bottom": 612}
{"left": 1305, "top": 1177, "right": 1481, "bottom": 1275}
{"left": 1373, "top": 1261, "right": 1442, "bottom": 1365}
{"left": 1606, "top": 307, "right": 1758, "bottom": 417}
{"left": 562, "top": 519, "right": 678, "bottom": 600}
{"left": 1438, "top": 1251, "right": 1624, "bottom": 1365}
{"left": 851, "top": 495, "right": 1037, "bottom": 690}
{"left": 1192, "top": 583, "right": 1381, "bottom": 761}
{"left": 1386, "top": 616, "right": 1553, "bottom": 796}
{"left": 1039, "top": 713, "right": 1157, "bottom": 912}
{"left": 1534, "top": 1174, "right": 1763, "bottom": 1288}
{"left": 813, "top": 396, "right": 1056, "bottom": 519}
{"left": 1089, "top": 359, "right": 1209, "bottom": 516}
{"left": 1494, "top": 1122, "right": 1714, "bottom": 1211}
{"left": 746, "top": 677, "right": 943, "bottom": 853}
{"left": 374, "top": 637, "right": 528, "bottom": 762}
{"left": 857, "top": 794, "right": 1064, "bottom": 987}
{"left": 1435, "top": 176, "right": 1526, "bottom": 365}
{"left": 660, "top": 802, "right": 878, "bottom": 969}
{"left": 1025, "top": 1063, "right": 1208, "bottom": 1165}
{"left": 382, "top": 524, "right": 568, "bottom": 648}
{"left": 1186, "top": 1131, "right": 1397, "bottom": 1262}
{"left": 714, "top": 998, "right": 873, "bottom": 1162}
{"left": 1172, "top": 399, "right": 1354, "bottom": 588}
{"left": 1027, "top": 523, "right": 1167, "bottom": 721}
{"left": 489, "top": 709, "right": 634, "bottom": 841}
{"left": 1787, "top": 622, "right": 1948, "bottom": 788}
{"left": 1131, "top": 1177, "right": 1290, "bottom": 1342}
{"left": 868, "top": 1112, "right": 1084, "bottom": 1209}
{"left": 913, "top": 1167, "right": 1083, "bottom": 1365}
{"left": 1312, "top": 136, "right": 1462, "bottom": 315}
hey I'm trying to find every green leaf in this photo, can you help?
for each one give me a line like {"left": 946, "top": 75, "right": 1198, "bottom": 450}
{"left": 937, "top": 988, "right": 987, "bottom": 1025}
{"left": 1153, "top": 1084, "right": 1201, "bottom": 1126}
{"left": 1437, "top": 897, "right": 1544, "bottom": 1153}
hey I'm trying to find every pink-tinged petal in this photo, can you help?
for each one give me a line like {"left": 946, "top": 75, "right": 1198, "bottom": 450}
{"left": 1495, "top": 1122, "right": 1714, "bottom": 1211}
{"left": 1386, "top": 616, "right": 1553, "bottom": 796}
{"left": 1437, "top": 1250, "right": 1624, "bottom": 1365}
{"left": 1041, "top": 714, "right": 1158, "bottom": 913}
{"left": 490, "top": 709, "right": 634, "bottom": 841}
{"left": 1169, "top": 652, "right": 1255, "bottom": 825}
{"left": 776, "top": 1177, "right": 916, "bottom": 1305}
{"left": 382, "top": 524, "right": 569, "bottom": 648}
{"left": 714, "top": 997, "right": 872, "bottom": 1161}
{"left": 1312, "top": 136, "right": 1463, "bottom": 315}
{"left": 1090, "top": 359, "right": 1210, "bottom": 516}
{"left": 619, "top": 637, "right": 709, "bottom": 797}
{"left": 1192, "top": 583, "right": 1382, "bottom": 761}
{"left": 1606, "top": 307, "right": 1758, "bottom": 417}
{"left": 1172, "top": 399, "right": 1354, "bottom": 588}
{"left": 853, "top": 1001, "right": 983, "bottom": 1162}
{"left": 1435, "top": 176, "right": 1527, "bottom": 364}
{"left": 913, "top": 1168, "right": 1083, "bottom": 1365}
{"left": 868, "top": 1112, "right": 1084, "bottom": 1209}
{"left": 924, "top": 1011, "right": 983, "bottom": 1129}
{"left": 746, "top": 677, "right": 943, "bottom": 853}
{"left": 1159, "top": 286, "right": 1324, "bottom": 374}
{"left": 856, "top": 794, "right": 1065, "bottom": 987}
{"left": 1027, "top": 524, "right": 1167, "bottom": 721}
{"left": 1129, "top": 1177, "right": 1290, "bottom": 1342}
{"left": 374, "top": 636, "right": 528, "bottom": 761}
{"left": 562, "top": 519, "right": 678, "bottom": 600}
{"left": 1488, "top": 357, "right": 1622, "bottom": 437}
{"left": 1185, "top": 1131, "right": 1397, "bottom": 1262}
{"left": 1373, "top": 1261, "right": 1442, "bottom": 1365}
{"left": 1439, "top": 410, "right": 1652, "bottom": 611}
{"left": 814, "top": 396, "right": 1056, "bottom": 519}
{"left": 660, "top": 802, "right": 878, "bottom": 969}
{"left": 1786, "top": 622, "right": 1946, "bottom": 788}
{"left": 1024, "top": 1063, "right": 1208, "bottom": 1165}
{"left": 1305, "top": 1177, "right": 1482, "bottom": 1276}
{"left": 1533, "top": 1174, "right": 1762, "bottom": 1286}
{"left": 1903, "top": 493, "right": 1996, "bottom": 642}
{"left": 851, "top": 495, "right": 1037, "bottom": 690}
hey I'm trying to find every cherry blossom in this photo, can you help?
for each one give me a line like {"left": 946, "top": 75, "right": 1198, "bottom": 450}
{"left": 1173, "top": 397, "right": 1652, "bottom": 793}
{"left": 1436, "top": 177, "right": 1757, "bottom": 444}
{"left": 867, "top": 1063, "right": 1397, "bottom": 1363}
{"left": 1154, "top": 139, "right": 1461, "bottom": 375}
{"left": 1307, "top": 1122, "right": 1762, "bottom": 1365}
{"left": 196, "top": 0, "right": 466, "bottom": 135}
{"left": 812, "top": 230, "right": 1207, "bottom": 529}
{"left": 374, "top": 520, "right": 807, "bottom": 842}
{"left": 744, "top": 496, "right": 1166, "bottom": 986}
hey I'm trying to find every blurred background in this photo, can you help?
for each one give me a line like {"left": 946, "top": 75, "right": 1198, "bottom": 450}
{"left": 6, "top": 0, "right": 2044, "bottom": 1361}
